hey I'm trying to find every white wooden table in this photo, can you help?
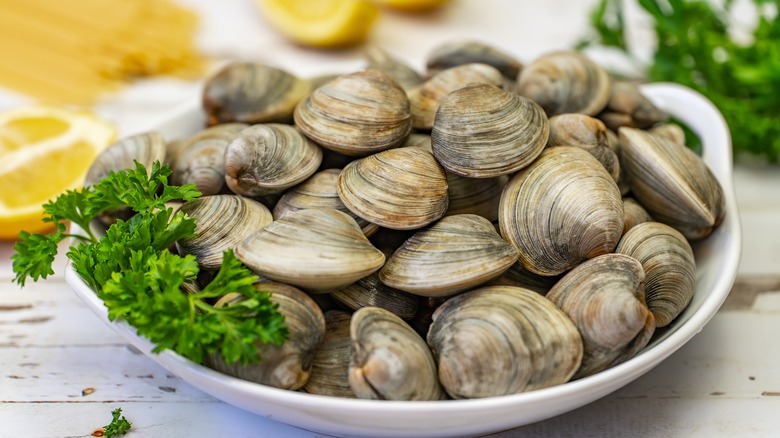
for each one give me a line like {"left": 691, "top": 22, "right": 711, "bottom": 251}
{"left": 2, "top": 1, "right": 779, "bottom": 436}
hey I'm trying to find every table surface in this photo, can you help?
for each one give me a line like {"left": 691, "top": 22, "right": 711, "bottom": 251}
{"left": 2, "top": 1, "right": 780, "bottom": 437}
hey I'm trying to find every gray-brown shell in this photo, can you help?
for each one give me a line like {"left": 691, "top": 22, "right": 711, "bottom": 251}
{"left": 425, "top": 41, "right": 523, "bottom": 80}
{"left": 236, "top": 209, "right": 386, "bottom": 292}
{"left": 431, "top": 83, "right": 549, "bottom": 178}
{"left": 486, "top": 262, "right": 562, "bottom": 295}
{"left": 379, "top": 214, "right": 518, "bottom": 297}
{"left": 517, "top": 51, "right": 611, "bottom": 116}
{"left": 427, "top": 285, "right": 583, "bottom": 399}
{"left": 445, "top": 174, "right": 506, "bottom": 222}
{"left": 337, "top": 147, "right": 448, "bottom": 230}
{"left": 169, "top": 124, "right": 248, "bottom": 193}
{"left": 294, "top": 69, "right": 412, "bottom": 156}
{"left": 349, "top": 307, "right": 444, "bottom": 401}
{"left": 365, "top": 46, "right": 423, "bottom": 91}
{"left": 499, "top": 146, "right": 624, "bottom": 276}
{"left": 273, "top": 169, "right": 378, "bottom": 236}
{"left": 547, "top": 113, "right": 609, "bottom": 148}
{"left": 622, "top": 197, "right": 654, "bottom": 233}
{"left": 546, "top": 254, "right": 655, "bottom": 378}
{"left": 302, "top": 310, "right": 356, "bottom": 398}
{"left": 176, "top": 195, "right": 273, "bottom": 270}
{"left": 616, "top": 222, "right": 696, "bottom": 327}
{"left": 649, "top": 123, "right": 686, "bottom": 145}
{"left": 202, "top": 62, "right": 311, "bottom": 126}
{"left": 85, "top": 131, "right": 166, "bottom": 186}
{"left": 409, "top": 63, "right": 504, "bottom": 130}
{"left": 598, "top": 81, "right": 668, "bottom": 131}
{"left": 224, "top": 124, "right": 322, "bottom": 197}
{"left": 619, "top": 127, "right": 725, "bottom": 239}
{"left": 331, "top": 272, "right": 419, "bottom": 320}
{"left": 206, "top": 283, "right": 325, "bottom": 390}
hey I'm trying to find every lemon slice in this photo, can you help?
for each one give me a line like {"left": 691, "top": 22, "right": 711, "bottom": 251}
{"left": 0, "top": 106, "right": 116, "bottom": 239}
{"left": 257, "top": 0, "right": 379, "bottom": 48}
{"left": 372, "top": 0, "right": 449, "bottom": 13}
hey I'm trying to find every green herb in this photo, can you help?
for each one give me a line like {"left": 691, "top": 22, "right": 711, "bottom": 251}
{"left": 103, "top": 408, "right": 132, "bottom": 437}
{"left": 579, "top": 0, "right": 780, "bottom": 162}
{"left": 12, "top": 161, "right": 287, "bottom": 365}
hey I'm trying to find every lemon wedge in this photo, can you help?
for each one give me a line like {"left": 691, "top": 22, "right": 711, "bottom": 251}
{"left": 256, "top": 0, "right": 380, "bottom": 48}
{"left": 0, "top": 106, "right": 116, "bottom": 239}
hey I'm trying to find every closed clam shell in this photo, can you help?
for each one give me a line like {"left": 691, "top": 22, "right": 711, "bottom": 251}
{"left": 365, "top": 46, "right": 423, "bottom": 91}
{"left": 337, "top": 147, "right": 448, "bottom": 230}
{"left": 173, "top": 138, "right": 228, "bottom": 196}
{"left": 302, "top": 310, "right": 356, "bottom": 398}
{"left": 236, "top": 209, "right": 386, "bottom": 292}
{"left": 176, "top": 195, "right": 273, "bottom": 270}
{"left": 379, "top": 214, "right": 518, "bottom": 297}
{"left": 444, "top": 173, "right": 506, "bottom": 222}
{"left": 331, "top": 272, "right": 419, "bottom": 320}
{"left": 273, "top": 169, "right": 378, "bottom": 236}
{"left": 431, "top": 83, "right": 549, "bottom": 178}
{"left": 517, "top": 50, "right": 611, "bottom": 116}
{"left": 622, "top": 197, "right": 654, "bottom": 233}
{"left": 546, "top": 114, "right": 620, "bottom": 181}
{"left": 409, "top": 63, "right": 504, "bottom": 130}
{"left": 427, "top": 285, "right": 583, "bottom": 399}
{"left": 85, "top": 131, "right": 166, "bottom": 186}
{"left": 350, "top": 307, "right": 444, "bottom": 401}
{"left": 616, "top": 222, "right": 696, "bottom": 327}
{"left": 294, "top": 69, "right": 412, "bottom": 156}
{"left": 649, "top": 123, "right": 686, "bottom": 145}
{"left": 546, "top": 254, "right": 655, "bottom": 378}
{"left": 599, "top": 81, "right": 668, "bottom": 131}
{"left": 499, "top": 146, "right": 624, "bottom": 276}
{"left": 224, "top": 124, "right": 322, "bottom": 197}
{"left": 202, "top": 62, "right": 311, "bottom": 126}
{"left": 168, "top": 123, "right": 247, "bottom": 175}
{"left": 486, "top": 262, "right": 562, "bottom": 295}
{"left": 619, "top": 127, "right": 725, "bottom": 239}
{"left": 206, "top": 283, "right": 325, "bottom": 390}
{"left": 425, "top": 41, "right": 523, "bottom": 80}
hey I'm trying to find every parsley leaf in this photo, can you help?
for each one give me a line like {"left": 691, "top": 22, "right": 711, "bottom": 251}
{"left": 103, "top": 407, "right": 132, "bottom": 437}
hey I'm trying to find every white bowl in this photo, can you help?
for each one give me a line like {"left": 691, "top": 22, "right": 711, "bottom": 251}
{"left": 66, "top": 83, "right": 741, "bottom": 438}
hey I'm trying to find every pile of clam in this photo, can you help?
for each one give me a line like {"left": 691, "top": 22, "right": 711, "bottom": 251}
{"left": 89, "top": 41, "right": 725, "bottom": 401}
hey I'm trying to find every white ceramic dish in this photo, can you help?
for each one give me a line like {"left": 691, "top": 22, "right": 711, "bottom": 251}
{"left": 66, "top": 83, "right": 741, "bottom": 438}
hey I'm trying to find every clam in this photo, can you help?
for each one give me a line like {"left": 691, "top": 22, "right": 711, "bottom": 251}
{"left": 224, "top": 124, "right": 322, "bottom": 197}
{"left": 487, "top": 262, "right": 562, "bottom": 295}
{"left": 294, "top": 70, "right": 412, "bottom": 156}
{"left": 176, "top": 195, "right": 273, "bottom": 270}
{"left": 379, "top": 214, "right": 518, "bottom": 297}
{"left": 598, "top": 81, "right": 668, "bottom": 131}
{"left": 546, "top": 114, "right": 619, "bottom": 182}
{"left": 444, "top": 174, "right": 506, "bottom": 222}
{"left": 403, "top": 133, "right": 432, "bottom": 149}
{"left": 409, "top": 63, "right": 504, "bottom": 130}
{"left": 546, "top": 254, "right": 655, "bottom": 378}
{"left": 427, "top": 285, "right": 583, "bottom": 399}
{"left": 302, "top": 310, "right": 356, "bottom": 398}
{"left": 85, "top": 131, "right": 166, "bottom": 186}
{"left": 350, "top": 307, "right": 444, "bottom": 400}
{"left": 431, "top": 83, "right": 549, "bottom": 178}
{"left": 622, "top": 197, "right": 653, "bottom": 233}
{"left": 499, "top": 146, "right": 624, "bottom": 276}
{"left": 205, "top": 282, "right": 325, "bottom": 390}
{"left": 202, "top": 62, "right": 311, "bottom": 126}
{"left": 273, "top": 169, "right": 379, "bottom": 236}
{"left": 517, "top": 50, "right": 611, "bottom": 116}
{"left": 619, "top": 127, "right": 725, "bottom": 239}
{"left": 168, "top": 124, "right": 248, "bottom": 186}
{"left": 365, "top": 46, "right": 423, "bottom": 91}
{"left": 425, "top": 41, "right": 523, "bottom": 80}
{"left": 236, "top": 209, "right": 385, "bottom": 292}
{"left": 337, "top": 147, "right": 448, "bottom": 230}
{"left": 616, "top": 222, "right": 696, "bottom": 327}
{"left": 331, "top": 272, "right": 419, "bottom": 320}
{"left": 649, "top": 123, "right": 686, "bottom": 145}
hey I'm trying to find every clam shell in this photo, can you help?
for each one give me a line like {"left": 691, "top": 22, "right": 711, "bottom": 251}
{"left": 619, "top": 127, "right": 725, "bottom": 239}
{"left": 379, "top": 214, "right": 518, "bottom": 297}
{"left": 176, "top": 195, "right": 272, "bottom": 270}
{"left": 622, "top": 197, "right": 653, "bottom": 233}
{"left": 649, "top": 123, "right": 686, "bottom": 145}
{"left": 431, "top": 83, "right": 549, "bottom": 178}
{"left": 350, "top": 307, "right": 444, "bottom": 401}
{"left": 202, "top": 62, "right": 311, "bottom": 126}
{"left": 337, "top": 147, "right": 448, "bottom": 230}
{"left": 302, "top": 310, "right": 356, "bottom": 398}
{"left": 365, "top": 46, "right": 423, "bottom": 91}
{"left": 236, "top": 209, "right": 386, "bottom": 292}
{"left": 206, "top": 283, "right": 325, "bottom": 390}
{"left": 517, "top": 50, "right": 611, "bottom": 116}
{"left": 444, "top": 174, "right": 506, "bottom": 222}
{"left": 599, "top": 81, "right": 668, "bottom": 131}
{"left": 499, "top": 146, "right": 624, "bottom": 276}
{"left": 427, "top": 285, "right": 583, "bottom": 399}
{"left": 224, "top": 124, "right": 322, "bottom": 197}
{"left": 294, "top": 70, "right": 412, "bottom": 156}
{"left": 273, "top": 169, "right": 379, "bottom": 236}
{"left": 85, "top": 131, "right": 166, "bottom": 186}
{"left": 547, "top": 113, "right": 608, "bottom": 148}
{"left": 486, "top": 262, "right": 562, "bottom": 295}
{"left": 425, "top": 41, "right": 523, "bottom": 80}
{"left": 616, "top": 222, "right": 696, "bottom": 327}
{"left": 168, "top": 124, "right": 248, "bottom": 189}
{"left": 409, "top": 63, "right": 504, "bottom": 130}
{"left": 331, "top": 272, "right": 419, "bottom": 320}
{"left": 546, "top": 254, "right": 655, "bottom": 378}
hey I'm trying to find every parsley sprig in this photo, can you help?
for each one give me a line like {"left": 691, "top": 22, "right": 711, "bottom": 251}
{"left": 579, "top": 0, "right": 780, "bottom": 162}
{"left": 12, "top": 161, "right": 287, "bottom": 365}
{"left": 103, "top": 408, "right": 132, "bottom": 437}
